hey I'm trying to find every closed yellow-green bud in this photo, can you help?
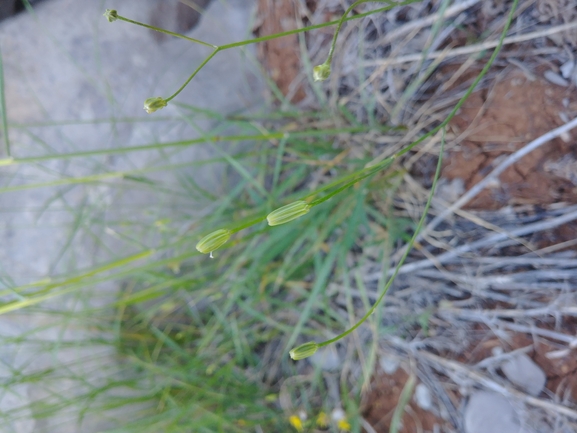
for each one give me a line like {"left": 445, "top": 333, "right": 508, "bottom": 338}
{"left": 143, "top": 97, "right": 168, "bottom": 114}
{"left": 103, "top": 9, "right": 118, "bottom": 23}
{"left": 289, "top": 341, "right": 318, "bottom": 360}
{"left": 196, "top": 229, "right": 231, "bottom": 255}
{"left": 267, "top": 201, "right": 310, "bottom": 226}
{"left": 313, "top": 63, "right": 331, "bottom": 82}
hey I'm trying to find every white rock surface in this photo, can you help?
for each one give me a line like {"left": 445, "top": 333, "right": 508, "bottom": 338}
{"left": 501, "top": 353, "right": 546, "bottom": 396}
{"left": 464, "top": 391, "right": 522, "bottom": 433}
{"left": 0, "top": 0, "right": 262, "bottom": 431}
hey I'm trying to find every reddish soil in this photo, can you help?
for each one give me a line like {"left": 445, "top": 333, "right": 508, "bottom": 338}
{"left": 445, "top": 69, "right": 577, "bottom": 210}
{"left": 362, "top": 367, "right": 448, "bottom": 433}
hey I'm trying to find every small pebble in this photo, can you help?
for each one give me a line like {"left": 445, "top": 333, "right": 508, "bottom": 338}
{"left": 501, "top": 353, "right": 546, "bottom": 396}
{"left": 544, "top": 70, "right": 569, "bottom": 87}
{"left": 414, "top": 383, "right": 433, "bottom": 411}
{"left": 560, "top": 60, "right": 575, "bottom": 79}
{"left": 464, "top": 391, "right": 521, "bottom": 433}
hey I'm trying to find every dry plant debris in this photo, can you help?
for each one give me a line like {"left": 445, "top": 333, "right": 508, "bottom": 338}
{"left": 254, "top": 0, "right": 577, "bottom": 432}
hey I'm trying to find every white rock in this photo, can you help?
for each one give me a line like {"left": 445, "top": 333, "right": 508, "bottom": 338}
{"left": 379, "top": 354, "right": 400, "bottom": 374}
{"left": 464, "top": 391, "right": 521, "bottom": 433}
{"left": 0, "top": 1, "right": 262, "bottom": 432}
{"left": 414, "top": 383, "right": 433, "bottom": 411}
{"left": 560, "top": 60, "right": 575, "bottom": 79}
{"left": 544, "top": 70, "right": 569, "bottom": 87}
{"left": 501, "top": 354, "right": 546, "bottom": 396}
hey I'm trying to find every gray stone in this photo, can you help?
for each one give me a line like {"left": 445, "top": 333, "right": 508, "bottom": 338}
{"left": 501, "top": 354, "right": 546, "bottom": 396}
{"left": 544, "top": 70, "right": 569, "bottom": 87}
{"left": 414, "top": 383, "right": 433, "bottom": 411}
{"left": 0, "top": 0, "right": 262, "bottom": 432}
{"left": 560, "top": 60, "right": 574, "bottom": 79}
{"left": 464, "top": 391, "right": 521, "bottom": 433}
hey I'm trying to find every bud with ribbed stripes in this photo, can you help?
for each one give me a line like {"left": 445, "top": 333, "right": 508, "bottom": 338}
{"left": 267, "top": 201, "right": 310, "bottom": 226}
{"left": 195, "top": 229, "right": 231, "bottom": 255}
{"left": 289, "top": 341, "right": 318, "bottom": 360}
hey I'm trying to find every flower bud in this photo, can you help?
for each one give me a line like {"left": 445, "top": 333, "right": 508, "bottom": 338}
{"left": 195, "top": 229, "right": 231, "bottom": 255}
{"left": 289, "top": 341, "right": 318, "bottom": 360}
{"left": 103, "top": 9, "right": 118, "bottom": 23}
{"left": 313, "top": 63, "right": 331, "bottom": 81}
{"left": 143, "top": 97, "right": 168, "bottom": 114}
{"left": 267, "top": 201, "right": 310, "bottom": 226}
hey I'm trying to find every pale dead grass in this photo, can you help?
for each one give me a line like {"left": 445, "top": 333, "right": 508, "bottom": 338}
{"left": 283, "top": 1, "right": 577, "bottom": 431}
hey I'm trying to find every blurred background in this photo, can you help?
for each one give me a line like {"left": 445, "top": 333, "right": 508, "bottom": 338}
{"left": 1, "top": 1, "right": 577, "bottom": 432}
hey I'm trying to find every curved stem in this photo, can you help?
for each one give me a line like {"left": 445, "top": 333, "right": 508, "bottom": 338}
{"left": 165, "top": 48, "right": 220, "bottom": 102}
{"left": 374, "top": 0, "right": 520, "bottom": 163}
{"left": 325, "top": 1, "right": 396, "bottom": 65}
{"left": 113, "top": 1, "right": 419, "bottom": 103}
{"left": 317, "top": 130, "right": 445, "bottom": 349}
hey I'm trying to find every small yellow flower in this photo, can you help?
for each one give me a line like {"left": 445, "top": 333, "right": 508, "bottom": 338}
{"left": 337, "top": 419, "right": 351, "bottom": 431}
{"left": 288, "top": 415, "right": 303, "bottom": 432}
{"left": 316, "top": 411, "right": 329, "bottom": 428}
{"left": 143, "top": 96, "right": 168, "bottom": 114}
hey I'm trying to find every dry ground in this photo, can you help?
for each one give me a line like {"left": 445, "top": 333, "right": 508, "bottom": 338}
{"left": 255, "top": 0, "right": 577, "bottom": 432}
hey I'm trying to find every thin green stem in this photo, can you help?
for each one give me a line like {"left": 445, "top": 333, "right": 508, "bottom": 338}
{"left": 386, "top": 0, "right": 520, "bottom": 161}
{"left": 219, "top": 0, "right": 417, "bottom": 51}
{"left": 317, "top": 130, "right": 445, "bottom": 349}
{"left": 1, "top": 126, "right": 372, "bottom": 164}
{"left": 115, "top": 14, "right": 217, "bottom": 48}
{"left": 110, "top": 1, "right": 420, "bottom": 104}
{"left": 191, "top": 0, "right": 516, "bottom": 246}
{"left": 325, "top": 1, "right": 396, "bottom": 65}
{"left": 230, "top": 216, "right": 267, "bottom": 234}
{"left": 0, "top": 46, "right": 9, "bottom": 156}
{"left": 309, "top": 158, "right": 394, "bottom": 207}
{"left": 165, "top": 48, "right": 220, "bottom": 102}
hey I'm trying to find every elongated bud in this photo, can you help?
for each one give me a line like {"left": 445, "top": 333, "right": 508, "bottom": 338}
{"left": 313, "top": 63, "right": 331, "bottom": 82}
{"left": 267, "top": 201, "right": 310, "bottom": 226}
{"left": 289, "top": 341, "right": 318, "bottom": 360}
{"left": 143, "top": 97, "right": 168, "bottom": 114}
{"left": 196, "top": 229, "right": 231, "bottom": 255}
{"left": 104, "top": 9, "right": 118, "bottom": 22}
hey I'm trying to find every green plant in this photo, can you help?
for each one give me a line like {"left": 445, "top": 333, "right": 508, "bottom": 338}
{"left": 1, "top": 0, "right": 520, "bottom": 431}
{"left": 103, "top": 0, "right": 518, "bottom": 359}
